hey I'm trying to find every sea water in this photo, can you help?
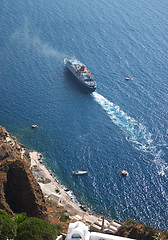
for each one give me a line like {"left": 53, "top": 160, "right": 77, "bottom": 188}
{"left": 0, "top": 0, "right": 168, "bottom": 230}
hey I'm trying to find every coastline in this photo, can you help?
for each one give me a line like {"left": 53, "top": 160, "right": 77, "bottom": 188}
{"left": 0, "top": 125, "right": 121, "bottom": 232}
{"left": 30, "top": 151, "right": 99, "bottom": 225}
{"left": 1, "top": 125, "right": 167, "bottom": 238}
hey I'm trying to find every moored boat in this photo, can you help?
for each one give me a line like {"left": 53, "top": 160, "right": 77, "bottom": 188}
{"left": 122, "top": 170, "right": 128, "bottom": 176}
{"left": 72, "top": 171, "right": 88, "bottom": 175}
{"left": 31, "top": 124, "right": 38, "bottom": 128}
{"left": 64, "top": 57, "right": 96, "bottom": 92}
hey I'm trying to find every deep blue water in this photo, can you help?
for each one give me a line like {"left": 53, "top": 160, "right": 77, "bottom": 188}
{"left": 1, "top": 0, "right": 168, "bottom": 230}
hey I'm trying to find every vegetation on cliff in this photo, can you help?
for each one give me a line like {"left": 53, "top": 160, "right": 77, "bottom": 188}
{"left": 0, "top": 209, "right": 59, "bottom": 240}
{"left": 0, "top": 210, "right": 17, "bottom": 240}
{"left": 116, "top": 219, "right": 168, "bottom": 240}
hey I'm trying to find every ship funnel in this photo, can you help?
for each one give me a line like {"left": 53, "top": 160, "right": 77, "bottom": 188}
{"left": 80, "top": 65, "right": 85, "bottom": 71}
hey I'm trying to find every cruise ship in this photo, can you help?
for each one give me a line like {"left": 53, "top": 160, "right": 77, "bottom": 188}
{"left": 64, "top": 57, "right": 96, "bottom": 92}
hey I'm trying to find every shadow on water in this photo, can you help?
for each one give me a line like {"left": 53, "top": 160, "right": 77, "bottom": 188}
{"left": 63, "top": 68, "right": 92, "bottom": 95}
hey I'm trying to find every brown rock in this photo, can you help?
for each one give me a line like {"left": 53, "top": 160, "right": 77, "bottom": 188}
{"left": 116, "top": 219, "right": 168, "bottom": 240}
{"left": 0, "top": 158, "right": 48, "bottom": 219}
{"left": 0, "top": 126, "right": 48, "bottom": 220}
{"left": 0, "top": 126, "right": 8, "bottom": 139}
{"left": 0, "top": 126, "right": 23, "bottom": 161}
{"left": 0, "top": 144, "right": 9, "bottom": 161}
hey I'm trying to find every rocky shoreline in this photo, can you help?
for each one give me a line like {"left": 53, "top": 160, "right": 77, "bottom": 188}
{"left": 29, "top": 151, "right": 102, "bottom": 225}
{"left": 0, "top": 125, "right": 124, "bottom": 234}
{"left": 1, "top": 126, "right": 168, "bottom": 239}
{"left": 0, "top": 125, "right": 120, "bottom": 233}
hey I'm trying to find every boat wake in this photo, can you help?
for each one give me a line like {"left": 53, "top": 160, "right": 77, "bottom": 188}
{"left": 92, "top": 92, "right": 154, "bottom": 152}
{"left": 92, "top": 92, "right": 168, "bottom": 174}
{"left": 92, "top": 92, "right": 168, "bottom": 176}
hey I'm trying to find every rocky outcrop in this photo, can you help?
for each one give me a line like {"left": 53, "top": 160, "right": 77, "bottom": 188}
{"left": 116, "top": 219, "right": 168, "bottom": 240}
{"left": 0, "top": 126, "right": 29, "bottom": 162}
{"left": 0, "top": 126, "right": 48, "bottom": 220}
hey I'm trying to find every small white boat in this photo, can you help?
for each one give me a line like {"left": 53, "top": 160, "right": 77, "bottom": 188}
{"left": 31, "top": 124, "right": 38, "bottom": 128}
{"left": 72, "top": 171, "right": 88, "bottom": 175}
{"left": 122, "top": 170, "right": 128, "bottom": 176}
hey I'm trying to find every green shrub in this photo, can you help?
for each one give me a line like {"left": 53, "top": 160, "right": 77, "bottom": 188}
{"left": 126, "top": 219, "right": 139, "bottom": 226}
{"left": 0, "top": 212, "right": 17, "bottom": 239}
{"left": 163, "top": 231, "right": 168, "bottom": 238}
{"left": 140, "top": 225, "right": 156, "bottom": 236}
{"left": 153, "top": 233, "right": 164, "bottom": 240}
{"left": 0, "top": 209, "right": 9, "bottom": 217}
{"left": 60, "top": 213, "right": 69, "bottom": 222}
{"left": 14, "top": 212, "right": 27, "bottom": 225}
{"left": 16, "top": 217, "right": 58, "bottom": 240}
{"left": 55, "top": 224, "right": 63, "bottom": 231}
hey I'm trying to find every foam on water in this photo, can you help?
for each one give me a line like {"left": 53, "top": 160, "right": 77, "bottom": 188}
{"left": 92, "top": 92, "right": 168, "bottom": 175}
{"left": 92, "top": 92, "right": 154, "bottom": 152}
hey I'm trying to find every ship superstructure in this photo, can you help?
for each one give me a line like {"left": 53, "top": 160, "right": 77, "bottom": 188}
{"left": 64, "top": 57, "right": 96, "bottom": 92}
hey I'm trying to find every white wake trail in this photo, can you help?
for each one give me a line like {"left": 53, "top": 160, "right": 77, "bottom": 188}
{"left": 92, "top": 92, "right": 168, "bottom": 174}
{"left": 92, "top": 92, "right": 154, "bottom": 152}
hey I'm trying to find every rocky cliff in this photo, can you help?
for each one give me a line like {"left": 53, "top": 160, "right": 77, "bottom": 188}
{"left": 0, "top": 126, "right": 48, "bottom": 219}
{"left": 116, "top": 219, "right": 168, "bottom": 240}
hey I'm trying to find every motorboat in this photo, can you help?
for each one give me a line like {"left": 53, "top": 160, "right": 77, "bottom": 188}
{"left": 122, "top": 170, "right": 128, "bottom": 176}
{"left": 72, "top": 171, "right": 88, "bottom": 175}
{"left": 31, "top": 124, "right": 38, "bottom": 128}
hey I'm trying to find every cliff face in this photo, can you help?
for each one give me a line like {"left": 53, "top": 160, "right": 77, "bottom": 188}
{"left": 116, "top": 219, "right": 168, "bottom": 240}
{"left": 0, "top": 126, "right": 48, "bottom": 219}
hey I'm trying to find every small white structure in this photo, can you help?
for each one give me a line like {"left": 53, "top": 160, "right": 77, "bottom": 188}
{"left": 66, "top": 221, "right": 135, "bottom": 240}
{"left": 56, "top": 235, "right": 63, "bottom": 240}
{"left": 66, "top": 222, "right": 90, "bottom": 240}
{"left": 90, "top": 218, "right": 122, "bottom": 235}
{"left": 49, "top": 192, "right": 61, "bottom": 205}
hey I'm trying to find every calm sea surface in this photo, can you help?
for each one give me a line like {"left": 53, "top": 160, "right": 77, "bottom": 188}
{"left": 1, "top": 0, "right": 168, "bottom": 230}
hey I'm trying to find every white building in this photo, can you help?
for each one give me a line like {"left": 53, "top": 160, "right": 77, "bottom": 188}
{"left": 65, "top": 221, "right": 135, "bottom": 240}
